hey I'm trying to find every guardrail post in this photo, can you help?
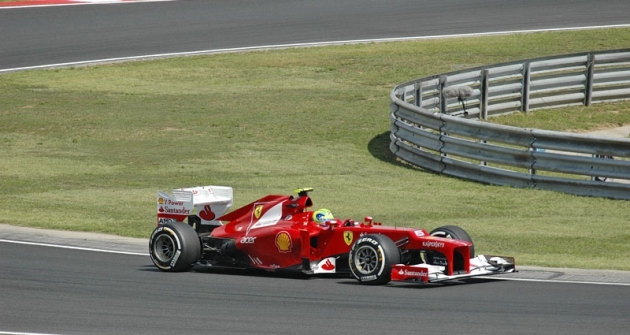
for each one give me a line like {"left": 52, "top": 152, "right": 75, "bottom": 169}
{"left": 415, "top": 82, "right": 422, "bottom": 107}
{"left": 522, "top": 61, "right": 531, "bottom": 112}
{"left": 481, "top": 69, "right": 489, "bottom": 120}
{"left": 585, "top": 53, "right": 595, "bottom": 106}
{"left": 400, "top": 87, "right": 406, "bottom": 102}
{"left": 439, "top": 75, "right": 448, "bottom": 114}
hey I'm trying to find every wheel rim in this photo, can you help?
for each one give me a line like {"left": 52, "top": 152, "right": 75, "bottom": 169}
{"left": 154, "top": 234, "right": 176, "bottom": 262}
{"left": 432, "top": 231, "right": 453, "bottom": 239}
{"left": 354, "top": 245, "right": 379, "bottom": 275}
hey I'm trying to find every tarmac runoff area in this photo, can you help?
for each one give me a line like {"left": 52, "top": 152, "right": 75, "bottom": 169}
{"left": 582, "top": 125, "right": 630, "bottom": 138}
{"left": 1, "top": 223, "right": 630, "bottom": 286}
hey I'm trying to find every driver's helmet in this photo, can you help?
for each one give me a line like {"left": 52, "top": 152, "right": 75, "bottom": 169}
{"left": 312, "top": 208, "right": 334, "bottom": 224}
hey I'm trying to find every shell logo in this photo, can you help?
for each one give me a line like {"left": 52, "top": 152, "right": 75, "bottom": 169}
{"left": 158, "top": 198, "right": 164, "bottom": 204}
{"left": 275, "top": 231, "right": 292, "bottom": 253}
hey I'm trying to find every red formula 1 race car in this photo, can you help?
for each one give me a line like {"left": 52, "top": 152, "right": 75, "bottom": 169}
{"left": 149, "top": 186, "right": 515, "bottom": 285}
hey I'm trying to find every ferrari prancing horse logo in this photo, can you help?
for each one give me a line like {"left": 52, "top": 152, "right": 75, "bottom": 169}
{"left": 254, "top": 205, "right": 263, "bottom": 219}
{"left": 343, "top": 231, "right": 353, "bottom": 246}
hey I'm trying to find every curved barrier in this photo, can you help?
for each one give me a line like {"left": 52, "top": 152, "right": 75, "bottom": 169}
{"left": 390, "top": 49, "right": 630, "bottom": 200}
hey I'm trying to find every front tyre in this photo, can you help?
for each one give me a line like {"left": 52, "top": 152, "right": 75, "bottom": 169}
{"left": 349, "top": 234, "right": 400, "bottom": 285}
{"left": 149, "top": 221, "right": 201, "bottom": 272}
{"left": 430, "top": 225, "right": 475, "bottom": 256}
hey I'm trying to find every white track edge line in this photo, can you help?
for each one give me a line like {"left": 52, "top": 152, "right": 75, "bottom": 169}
{"left": 0, "top": 238, "right": 147, "bottom": 256}
{"left": 476, "top": 275, "right": 630, "bottom": 286}
{"left": 0, "top": 0, "right": 174, "bottom": 10}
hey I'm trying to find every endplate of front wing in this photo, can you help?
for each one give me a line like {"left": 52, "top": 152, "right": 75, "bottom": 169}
{"left": 391, "top": 255, "right": 516, "bottom": 283}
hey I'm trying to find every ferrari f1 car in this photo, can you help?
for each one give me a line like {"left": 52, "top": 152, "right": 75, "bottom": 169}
{"left": 149, "top": 186, "right": 515, "bottom": 285}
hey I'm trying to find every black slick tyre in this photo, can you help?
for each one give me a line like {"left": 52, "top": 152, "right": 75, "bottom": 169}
{"left": 149, "top": 221, "right": 201, "bottom": 272}
{"left": 430, "top": 225, "right": 475, "bottom": 256}
{"left": 349, "top": 234, "right": 401, "bottom": 285}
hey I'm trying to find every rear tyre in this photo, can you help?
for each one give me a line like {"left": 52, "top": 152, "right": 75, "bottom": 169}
{"left": 349, "top": 234, "right": 400, "bottom": 285}
{"left": 149, "top": 221, "right": 201, "bottom": 272}
{"left": 430, "top": 225, "right": 475, "bottom": 256}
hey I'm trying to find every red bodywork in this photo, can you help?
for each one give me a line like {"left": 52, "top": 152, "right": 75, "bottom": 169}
{"left": 203, "top": 192, "right": 472, "bottom": 277}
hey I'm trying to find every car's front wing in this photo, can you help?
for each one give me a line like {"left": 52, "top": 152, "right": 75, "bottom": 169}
{"left": 391, "top": 255, "right": 515, "bottom": 283}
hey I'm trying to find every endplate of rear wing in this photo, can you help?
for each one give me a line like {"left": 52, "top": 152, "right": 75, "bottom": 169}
{"left": 157, "top": 185, "right": 233, "bottom": 226}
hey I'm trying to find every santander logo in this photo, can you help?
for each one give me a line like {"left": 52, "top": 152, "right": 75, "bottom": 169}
{"left": 321, "top": 259, "right": 335, "bottom": 271}
{"left": 198, "top": 204, "right": 216, "bottom": 221}
{"left": 398, "top": 269, "right": 428, "bottom": 277}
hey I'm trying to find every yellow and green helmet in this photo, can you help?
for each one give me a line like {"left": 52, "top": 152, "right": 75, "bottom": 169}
{"left": 312, "top": 208, "right": 334, "bottom": 224}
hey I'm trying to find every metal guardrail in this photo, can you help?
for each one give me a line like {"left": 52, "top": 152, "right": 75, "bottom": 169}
{"left": 390, "top": 49, "right": 630, "bottom": 200}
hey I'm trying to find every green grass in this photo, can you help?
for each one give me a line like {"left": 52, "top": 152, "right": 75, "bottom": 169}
{"left": 2, "top": 28, "right": 630, "bottom": 270}
{"left": 489, "top": 104, "right": 630, "bottom": 132}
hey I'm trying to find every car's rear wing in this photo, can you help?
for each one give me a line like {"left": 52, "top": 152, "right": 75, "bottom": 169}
{"left": 157, "top": 185, "right": 233, "bottom": 226}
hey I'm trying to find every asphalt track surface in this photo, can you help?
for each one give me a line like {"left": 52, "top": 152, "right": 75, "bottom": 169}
{"left": 2, "top": 0, "right": 630, "bottom": 70}
{"left": 2, "top": 1, "right": 630, "bottom": 334}
{"left": 1, "top": 225, "right": 630, "bottom": 335}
